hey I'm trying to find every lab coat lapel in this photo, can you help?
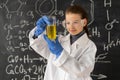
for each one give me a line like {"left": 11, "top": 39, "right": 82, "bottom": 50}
{"left": 61, "top": 34, "right": 71, "bottom": 54}
{"left": 70, "top": 33, "right": 89, "bottom": 56}
{"left": 75, "top": 33, "right": 89, "bottom": 48}
{"left": 61, "top": 33, "right": 89, "bottom": 55}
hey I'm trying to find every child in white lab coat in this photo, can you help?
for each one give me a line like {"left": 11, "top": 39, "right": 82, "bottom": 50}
{"left": 29, "top": 5, "right": 97, "bottom": 80}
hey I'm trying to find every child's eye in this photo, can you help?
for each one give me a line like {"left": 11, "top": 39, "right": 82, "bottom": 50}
{"left": 73, "top": 21, "right": 78, "bottom": 24}
{"left": 66, "top": 22, "right": 70, "bottom": 25}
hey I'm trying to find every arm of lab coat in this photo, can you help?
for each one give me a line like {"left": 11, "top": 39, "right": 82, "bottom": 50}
{"left": 29, "top": 27, "right": 50, "bottom": 59}
{"left": 53, "top": 41, "right": 97, "bottom": 78}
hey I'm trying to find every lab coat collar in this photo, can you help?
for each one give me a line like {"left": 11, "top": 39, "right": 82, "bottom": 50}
{"left": 72, "top": 33, "right": 89, "bottom": 50}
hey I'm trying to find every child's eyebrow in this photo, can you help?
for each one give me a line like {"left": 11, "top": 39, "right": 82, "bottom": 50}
{"left": 66, "top": 19, "right": 80, "bottom": 22}
{"left": 74, "top": 20, "right": 79, "bottom": 21}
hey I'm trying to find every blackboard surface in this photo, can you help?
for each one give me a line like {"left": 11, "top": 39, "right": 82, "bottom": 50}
{"left": 0, "top": 0, "right": 120, "bottom": 80}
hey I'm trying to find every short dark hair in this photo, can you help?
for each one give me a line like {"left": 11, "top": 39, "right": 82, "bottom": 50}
{"left": 65, "top": 5, "right": 89, "bottom": 35}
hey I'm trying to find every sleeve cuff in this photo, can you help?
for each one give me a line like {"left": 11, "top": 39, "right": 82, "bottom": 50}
{"left": 32, "top": 34, "right": 38, "bottom": 39}
{"left": 53, "top": 50, "right": 69, "bottom": 67}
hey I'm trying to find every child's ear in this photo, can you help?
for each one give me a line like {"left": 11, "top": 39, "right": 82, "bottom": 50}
{"left": 81, "top": 18, "right": 87, "bottom": 27}
{"left": 62, "top": 20, "right": 66, "bottom": 28}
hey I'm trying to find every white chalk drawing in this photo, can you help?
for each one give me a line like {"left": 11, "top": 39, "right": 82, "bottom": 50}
{"left": 91, "top": 74, "right": 107, "bottom": 79}
{"left": 0, "top": 0, "right": 119, "bottom": 80}
{"left": 2, "top": 0, "right": 25, "bottom": 19}
{"left": 6, "top": 54, "right": 46, "bottom": 80}
{"left": 35, "top": 0, "right": 56, "bottom": 15}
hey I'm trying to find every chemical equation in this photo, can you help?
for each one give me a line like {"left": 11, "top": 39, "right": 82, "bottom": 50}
{"left": 10, "top": 75, "right": 44, "bottom": 80}
{"left": 3, "top": 21, "right": 34, "bottom": 52}
{"left": 7, "top": 54, "right": 47, "bottom": 64}
{"left": 6, "top": 54, "right": 47, "bottom": 80}
{"left": 103, "top": 0, "right": 120, "bottom": 51}
{"left": 93, "top": 0, "right": 120, "bottom": 63}
{"left": 91, "top": 0, "right": 119, "bottom": 79}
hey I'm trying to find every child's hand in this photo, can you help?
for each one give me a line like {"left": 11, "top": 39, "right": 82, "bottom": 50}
{"left": 34, "top": 16, "right": 52, "bottom": 37}
{"left": 43, "top": 35, "right": 63, "bottom": 58}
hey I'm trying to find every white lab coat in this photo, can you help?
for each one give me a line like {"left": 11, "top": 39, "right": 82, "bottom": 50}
{"left": 29, "top": 28, "right": 97, "bottom": 80}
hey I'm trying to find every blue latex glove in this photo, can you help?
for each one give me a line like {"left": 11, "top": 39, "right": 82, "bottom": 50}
{"left": 34, "top": 16, "right": 52, "bottom": 37}
{"left": 44, "top": 35, "right": 63, "bottom": 58}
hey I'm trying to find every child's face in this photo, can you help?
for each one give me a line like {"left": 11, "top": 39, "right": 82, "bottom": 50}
{"left": 65, "top": 13, "right": 85, "bottom": 35}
